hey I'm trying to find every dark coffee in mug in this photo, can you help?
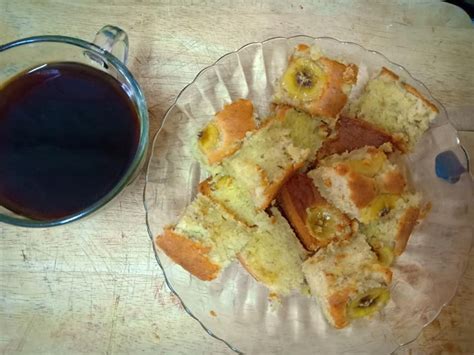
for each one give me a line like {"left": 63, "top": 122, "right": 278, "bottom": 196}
{"left": 0, "top": 62, "right": 140, "bottom": 221}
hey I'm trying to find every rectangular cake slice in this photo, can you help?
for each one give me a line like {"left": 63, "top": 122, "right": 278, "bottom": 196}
{"left": 278, "top": 172, "right": 355, "bottom": 252}
{"left": 347, "top": 67, "right": 438, "bottom": 151}
{"left": 273, "top": 44, "right": 358, "bottom": 118}
{"left": 199, "top": 175, "right": 266, "bottom": 227}
{"left": 155, "top": 193, "right": 252, "bottom": 281}
{"left": 192, "top": 99, "right": 256, "bottom": 172}
{"left": 303, "top": 234, "right": 392, "bottom": 328}
{"left": 360, "top": 192, "right": 422, "bottom": 264}
{"left": 309, "top": 144, "right": 407, "bottom": 223}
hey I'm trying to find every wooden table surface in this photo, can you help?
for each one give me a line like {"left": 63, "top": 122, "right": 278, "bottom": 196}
{"left": 1, "top": 1, "right": 473, "bottom": 354}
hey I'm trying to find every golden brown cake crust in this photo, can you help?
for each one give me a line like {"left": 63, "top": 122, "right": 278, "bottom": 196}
{"left": 237, "top": 254, "right": 262, "bottom": 283}
{"left": 317, "top": 116, "right": 395, "bottom": 159}
{"left": 380, "top": 169, "right": 406, "bottom": 195}
{"left": 156, "top": 229, "right": 220, "bottom": 281}
{"left": 274, "top": 104, "right": 293, "bottom": 121}
{"left": 402, "top": 83, "right": 439, "bottom": 114}
{"left": 258, "top": 161, "right": 305, "bottom": 210}
{"left": 394, "top": 206, "right": 420, "bottom": 256}
{"left": 198, "top": 178, "right": 212, "bottom": 196}
{"left": 304, "top": 57, "right": 357, "bottom": 117}
{"left": 347, "top": 171, "right": 377, "bottom": 208}
{"left": 380, "top": 66, "right": 399, "bottom": 80}
{"left": 343, "top": 64, "right": 358, "bottom": 85}
{"left": 328, "top": 288, "right": 352, "bottom": 329}
{"left": 296, "top": 43, "right": 310, "bottom": 52}
{"left": 278, "top": 173, "right": 353, "bottom": 251}
{"left": 205, "top": 99, "right": 256, "bottom": 164}
{"left": 278, "top": 173, "right": 325, "bottom": 251}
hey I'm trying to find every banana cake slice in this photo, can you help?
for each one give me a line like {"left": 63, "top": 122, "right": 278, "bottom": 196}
{"left": 199, "top": 175, "right": 267, "bottom": 227}
{"left": 193, "top": 99, "right": 257, "bottom": 172}
{"left": 278, "top": 172, "right": 356, "bottom": 252}
{"left": 309, "top": 144, "right": 407, "bottom": 223}
{"left": 347, "top": 67, "right": 439, "bottom": 151}
{"left": 200, "top": 175, "right": 308, "bottom": 296}
{"left": 221, "top": 107, "right": 326, "bottom": 210}
{"left": 273, "top": 44, "right": 358, "bottom": 118}
{"left": 155, "top": 193, "right": 252, "bottom": 281}
{"left": 274, "top": 105, "right": 329, "bottom": 161}
{"left": 360, "top": 192, "right": 422, "bottom": 265}
{"left": 303, "top": 233, "right": 392, "bottom": 329}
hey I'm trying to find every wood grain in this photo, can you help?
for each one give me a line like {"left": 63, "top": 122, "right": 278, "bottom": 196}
{"left": 1, "top": 1, "right": 473, "bottom": 354}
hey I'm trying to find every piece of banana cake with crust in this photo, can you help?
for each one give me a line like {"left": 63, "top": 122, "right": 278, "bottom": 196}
{"left": 155, "top": 193, "right": 252, "bottom": 281}
{"left": 347, "top": 67, "right": 438, "bottom": 151}
{"left": 200, "top": 175, "right": 308, "bottom": 296}
{"left": 221, "top": 106, "right": 327, "bottom": 210}
{"left": 309, "top": 144, "right": 407, "bottom": 223}
{"left": 273, "top": 44, "right": 358, "bottom": 118}
{"left": 220, "top": 117, "right": 307, "bottom": 210}
{"left": 193, "top": 99, "right": 256, "bottom": 171}
{"left": 302, "top": 233, "right": 392, "bottom": 329}
{"left": 360, "top": 192, "right": 422, "bottom": 265}
{"left": 278, "top": 172, "right": 356, "bottom": 252}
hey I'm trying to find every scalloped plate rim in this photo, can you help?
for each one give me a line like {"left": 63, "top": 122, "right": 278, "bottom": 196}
{"left": 143, "top": 35, "right": 473, "bottom": 354}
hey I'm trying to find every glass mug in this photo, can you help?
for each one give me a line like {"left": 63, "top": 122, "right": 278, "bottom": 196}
{"left": 0, "top": 25, "right": 149, "bottom": 227}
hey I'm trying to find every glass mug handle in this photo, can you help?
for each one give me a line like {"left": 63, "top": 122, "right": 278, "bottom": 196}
{"left": 93, "top": 25, "right": 129, "bottom": 64}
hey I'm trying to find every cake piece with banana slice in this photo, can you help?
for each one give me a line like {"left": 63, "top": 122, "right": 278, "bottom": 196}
{"left": 273, "top": 44, "right": 358, "bottom": 118}
{"left": 278, "top": 172, "right": 356, "bottom": 252}
{"left": 347, "top": 67, "right": 439, "bottom": 152}
{"left": 360, "top": 192, "right": 422, "bottom": 265}
{"left": 200, "top": 175, "right": 308, "bottom": 296}
{"left": 155, "top": 193, "right": 252, "bottom": 281}
{"left": 303, "top": 233, "right": 392, "bottom": 329}
{"left": 309, "top": 143, "right": 407, "bottom": 224}
{"left": 193, "top": 99, "right": 257, "bottom": 172}
{"left": 221, "top": 106, "right": 327, "bottom": 210}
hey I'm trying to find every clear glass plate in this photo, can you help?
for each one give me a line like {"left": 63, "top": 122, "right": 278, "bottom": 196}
{"left": 144, "top": 36, "right": 473, "bottom": 354}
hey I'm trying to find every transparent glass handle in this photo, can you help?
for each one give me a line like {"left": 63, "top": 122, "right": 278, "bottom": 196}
{"left": 93, "top": 25, "right": 129, "bottom": 64}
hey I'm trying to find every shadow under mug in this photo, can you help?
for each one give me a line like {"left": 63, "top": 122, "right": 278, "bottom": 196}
{"left": 0, "top": 25, "right": 149, "bottom": 228}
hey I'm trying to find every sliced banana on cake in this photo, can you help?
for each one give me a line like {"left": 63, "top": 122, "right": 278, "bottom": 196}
{"left": 367, "top": 238, "right": 395, "bottom": 266}
{"left": 360, "top": 194, "right": 400, "bottom": 223}
{"left": 281, "top": 58, "right": 327, "bottom": 102}
{"left": 303, "top": 234, "right": 392, "bottom": 328}
{"left": 278, "top": 173, "right": 354, "bottom": 252}
{"left": 273, "top": 44, "right": 358, "bottom": 118}
{"left": 347, "top": 288, "right": 391, "bottom": 319}
{"left": 306, "top": 205, "right": 341, "bottom": 242}
{"left": 198, "top": 122, "right": 220, "bottom": 153}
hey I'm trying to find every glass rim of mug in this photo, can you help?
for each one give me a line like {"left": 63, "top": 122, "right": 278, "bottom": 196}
{"left": 0, "top": 34, "right": 149, "bottom": 228}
